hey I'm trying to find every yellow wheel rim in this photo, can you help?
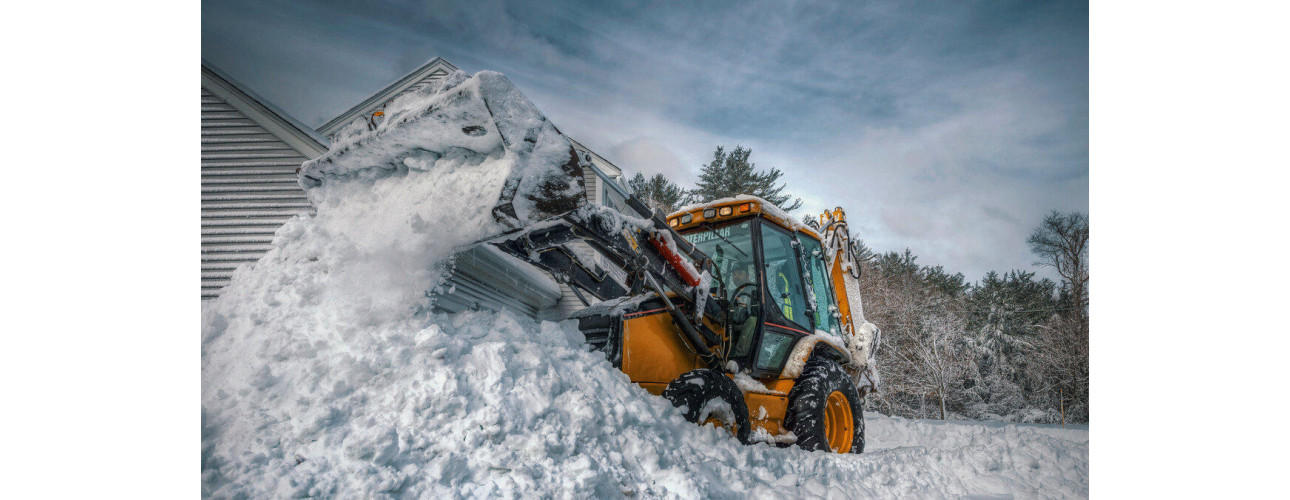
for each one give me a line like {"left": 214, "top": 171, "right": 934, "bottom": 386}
{"left": 823, "top": 391, "right": 854, "bottom": 453}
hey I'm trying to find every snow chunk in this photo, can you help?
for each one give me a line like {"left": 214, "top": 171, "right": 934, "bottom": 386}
{"left": 749, "top": 427, "right": 798, "bottom": 445}
{"left": 568, "top": 294, "right": 656, "bottom": 318}
{"left": 697, "top": 398, "right": 733, "bottom": 427}
{"left": 732, "top": 372, "right": 785, "bottom": 395}
{"left": 850, "top": 321, "right": 882, "bottom": 392}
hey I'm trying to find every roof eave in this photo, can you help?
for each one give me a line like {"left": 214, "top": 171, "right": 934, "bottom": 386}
{"left": 201, "top": 62, "right": 329, "bottom": 157}
{"left": 569, "top": 138, "right": 623, "bottom": 176}
{"left": 316, "top": 57, "right": 460, "bottom": 137}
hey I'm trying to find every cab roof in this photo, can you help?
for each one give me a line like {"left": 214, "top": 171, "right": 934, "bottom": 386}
{"left": 667, "top": 195, "right": 821, "bottom": 241}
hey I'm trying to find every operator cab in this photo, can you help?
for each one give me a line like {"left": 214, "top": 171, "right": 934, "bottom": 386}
{"left": 671, "top": 198, "right": 842, "bottom": 378}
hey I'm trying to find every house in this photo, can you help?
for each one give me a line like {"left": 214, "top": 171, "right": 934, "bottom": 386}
{"left": 201, "top": 57, "right": 629, "bottom": 321}
{"left": 201, "top": 62, "right": 327, "bottom": 299}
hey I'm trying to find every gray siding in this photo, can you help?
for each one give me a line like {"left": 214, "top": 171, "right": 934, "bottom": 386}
{"left": 545, "top": 242, "right": 599, "bottom": 321}
{"left": 201, "top": 88, "right": 312, "bottom": 299}
{"left": 541, "top": 242, "right": 632, "bottom": 322}
{"left": 582, "top": 164, "right": 601, "bottom": 204}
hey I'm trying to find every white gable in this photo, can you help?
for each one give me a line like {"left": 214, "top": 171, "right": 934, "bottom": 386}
{"left": 316, "top": 57, "right": 459, "bottom": 139}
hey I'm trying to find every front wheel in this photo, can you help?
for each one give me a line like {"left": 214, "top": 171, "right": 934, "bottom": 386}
{"left": 785, "top": 358, "right": 865, "bottom": 453}
{"left": 662, "top": 369, "right": 752, "bottom": 444}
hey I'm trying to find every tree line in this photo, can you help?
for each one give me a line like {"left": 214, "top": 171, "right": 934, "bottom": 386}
{"left": 630, "top": 145, "right": 1089, "bottom": 423}
{"left": 859, "top": 211, "right": 1089, "bottom": 423}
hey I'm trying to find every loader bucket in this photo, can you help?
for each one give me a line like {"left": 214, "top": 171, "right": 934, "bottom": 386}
{"left": 299, "top": 70, "right": 588, "bottom": 231}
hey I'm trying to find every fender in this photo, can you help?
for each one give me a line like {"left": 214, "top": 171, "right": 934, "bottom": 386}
{"left": 780, "top": 333, "right": 857, "bottom": 379}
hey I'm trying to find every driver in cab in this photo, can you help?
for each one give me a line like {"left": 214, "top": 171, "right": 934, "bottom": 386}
{"left": 728, "top": 265, "right": 759, "bottom": 358}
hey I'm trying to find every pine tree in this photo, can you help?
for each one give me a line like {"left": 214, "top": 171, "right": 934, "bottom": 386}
{"left": 690, "top": 145, "right": 803, "bottom": 211}
{"left": 851, "top": 238, "right": 877, "bottom": 264}
{"left": 627, "top": 172, "right": 686, "bottom": 213}
{"left": 962, "top": 270, "right": 1059, "bottom": 419}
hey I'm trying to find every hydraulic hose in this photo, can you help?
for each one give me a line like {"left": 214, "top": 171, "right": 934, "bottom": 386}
{"left": 643, "top": 273, "right": 719, "bottom": 370}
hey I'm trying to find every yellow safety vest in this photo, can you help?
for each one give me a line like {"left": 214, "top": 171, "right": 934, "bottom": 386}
{"left": 778, "top": 273, "right": 793, "bottom": 321}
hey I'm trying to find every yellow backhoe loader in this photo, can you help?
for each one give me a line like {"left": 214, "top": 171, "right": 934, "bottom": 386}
{"left": 560, "top": 199, "right": 881, "bottom": 452}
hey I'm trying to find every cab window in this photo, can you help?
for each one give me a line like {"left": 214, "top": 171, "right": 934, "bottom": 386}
{"left": 799, "top": 235, "right": 839, "bottom": 334}
{"left": 681, "top": 221, "right": 756, "bottom": 304}
{"left": 759, "top": 223, "right": 809, "bottom": 331}
{"left": 683, "top": 221, "right": 761, "bottom": 360}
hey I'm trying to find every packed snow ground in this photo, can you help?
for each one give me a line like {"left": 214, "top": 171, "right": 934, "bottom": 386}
{"left": 200, "top": 71, "right": 1088, "bottom": 498}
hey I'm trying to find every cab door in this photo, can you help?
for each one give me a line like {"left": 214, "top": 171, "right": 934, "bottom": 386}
{"left": 749, "top": 221, "right": 812, "bottom": 376}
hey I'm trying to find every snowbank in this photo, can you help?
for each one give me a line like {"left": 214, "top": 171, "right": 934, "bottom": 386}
{"left": 201, "top": 70, "right": 1087, "bottom": 498}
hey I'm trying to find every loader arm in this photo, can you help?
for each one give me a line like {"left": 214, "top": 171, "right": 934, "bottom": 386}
{"left": 485, "top": 200, "right": 727, "bottom": 367}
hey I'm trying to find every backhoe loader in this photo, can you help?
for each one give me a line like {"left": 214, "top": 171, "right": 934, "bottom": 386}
{"left": 302, "top": 69, "right": 881, "bottom": 453}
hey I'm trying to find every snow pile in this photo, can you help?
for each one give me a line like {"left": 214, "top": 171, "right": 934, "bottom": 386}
{"left": 202, "top": 70, "right": 1086, "bottom": 498}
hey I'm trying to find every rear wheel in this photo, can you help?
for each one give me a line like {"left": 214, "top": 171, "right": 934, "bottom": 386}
{"left": 785, "top": 358, "right": 865, "bottom": 453}
{"left": 662, "top": 369, "right": 752, "bottom": 444}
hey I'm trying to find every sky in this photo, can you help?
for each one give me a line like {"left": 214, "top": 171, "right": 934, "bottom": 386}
{"left": 202, "top": 0, "right": 1088, "bottom": 284}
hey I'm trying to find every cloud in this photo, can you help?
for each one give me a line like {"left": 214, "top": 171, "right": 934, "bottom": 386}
{"left": 607, "top": 138, "right": 690, "bottom": 183}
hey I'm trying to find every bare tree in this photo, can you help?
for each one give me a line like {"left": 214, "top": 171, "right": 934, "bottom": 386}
{"left": 904, "top": 310, "right": 966, "bottom": 420}
{"left": 861, "top": 249, "right": 970, "bottom": 420}
{"left": 1035, "top": 314, "right": 1089, "bottom": 421}
{"left": 1027, "top": 211, "right": 1089, "bottom": 327}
